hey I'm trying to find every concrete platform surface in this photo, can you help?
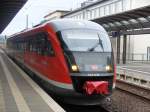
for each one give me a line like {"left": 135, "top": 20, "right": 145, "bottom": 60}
{"left": 0, "top": 49, "right": 65, "bottom": 112}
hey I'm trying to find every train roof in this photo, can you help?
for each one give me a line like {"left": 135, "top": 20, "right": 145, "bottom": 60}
{"left": 49, "top": 19, "right": 106, "bottom": 32}
{"left": 7, "top": 19, "right": 106, "bottom": 40}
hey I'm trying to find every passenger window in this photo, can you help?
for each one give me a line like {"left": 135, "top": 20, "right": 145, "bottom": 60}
{"left": 40, "top": 34, "right": 46, "bottom": 55}
{"left": 29, "top": 39, "right": 33, "bottom": 52}
{"left": 46, "top": 40, "right": 54, "bottom": 56}
{"left": 41, "top": 33, "right": 55, "bottom": 56}
{"left": 23, "top": 32, "right": 55, "bottom": 56}
{"left": 32, "top": 37, "right": 37, "bottom": 52}
{"left": 35, "top": 35, "right": 41, "bottom": 55}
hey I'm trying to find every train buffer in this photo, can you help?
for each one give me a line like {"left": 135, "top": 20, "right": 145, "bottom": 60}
{"left": 0, "top": 49, "right": 65, "bottom": 112}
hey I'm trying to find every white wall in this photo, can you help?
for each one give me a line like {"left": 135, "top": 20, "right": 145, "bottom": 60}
{"left": 129, "top": 0, "right": 150, "bottom": 59}
{"left": 133, "top": 35, "right": 150, "bottom": 54}
{"left": 131, "top": 0, "right": 150, "bottom": 9}
{"left": 65, "top": 0, "right": 124, "bottom": 20}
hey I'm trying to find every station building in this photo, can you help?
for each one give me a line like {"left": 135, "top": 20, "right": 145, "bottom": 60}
{"left": 60, "top": 0, "right": 150, "bottom": 62}
{"left": 44, "top": 10, "right": 69, "bottom": 21}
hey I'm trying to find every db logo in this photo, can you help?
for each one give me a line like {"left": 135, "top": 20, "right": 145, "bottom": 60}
{"left": 91, "top": 65, "right": 98, "bottom": 70}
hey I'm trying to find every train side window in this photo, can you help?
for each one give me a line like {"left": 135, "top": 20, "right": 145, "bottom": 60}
{"left": 40, "top": 35, "right": 46, "bottom": 55}
{"left": 36, "top": 36, "right": 41, "bottom": 55}
{"left": 36, "top": 33, "right": 55, "bottom": 56}
{"left": 26, "top": 38, "right": 30, "bottom": 52}
{"left": 36, "top": 34, "right": 43, "bottom": 55}
{"left": 46, "top": 40, "right": 54, "bottom": 56}
{"left": 43, "top": 33, "right": 55, "bottom": 56}
{"left": 28, "top": 38, "right": 32, "bottom": 52}
{"left": 32, "top": 37, "right": 37, "bottom": 52}
{"left": 29, "top": 39, "right": 32, "bottom": 52}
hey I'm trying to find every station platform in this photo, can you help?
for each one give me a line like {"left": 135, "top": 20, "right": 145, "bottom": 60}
{"left": 117, "top": 63, "right": 150, "bottom": 88}
{"left": 118, "top": 63, "right": 150, "bottom": 73}
{"left": 0, "top": 49, "right": 65, "bottom": 112}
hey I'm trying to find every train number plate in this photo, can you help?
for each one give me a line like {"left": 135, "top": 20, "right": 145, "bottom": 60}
{"left": 87, "top": 74, "right": 101, "bottom": 76}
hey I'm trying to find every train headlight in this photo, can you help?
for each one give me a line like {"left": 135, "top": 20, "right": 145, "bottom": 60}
{"left": 106, "top": 65, "right": 112, "bottom": 72}
{"left": 71, "top": 65, "right": 78, "bottom": 71}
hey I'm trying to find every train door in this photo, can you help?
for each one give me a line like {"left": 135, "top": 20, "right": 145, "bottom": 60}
{"left": 43, "top": 33, "right": 56, "bottom": 79}
{"left": 35, "top": 32, "right": 55, "bottom": 78}
{"left": 35, "top": 33, "right": 48, "bottom": 76}
{"left": 28, "top": 36, "right": 40, "bottom": 69}
{"left": 24, "top": 37, "right": 33, "bottom": 67}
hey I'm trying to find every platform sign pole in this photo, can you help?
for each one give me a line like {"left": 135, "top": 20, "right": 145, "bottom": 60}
{"left": 26, "top": 15, "right": 29, "bottom": 29}
{"left": 123, "top": 34, "right": 127, "bottom": 64}
{"left": 116, "top": 32, "right": 121, "bottom": 64}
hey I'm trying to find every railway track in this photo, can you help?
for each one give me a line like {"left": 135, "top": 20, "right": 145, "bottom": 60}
{"left": 101, "top": 80, "right": 150, "bottom": 112}
{"left": 116, "top": 80, "right": 150, "bottom": 101}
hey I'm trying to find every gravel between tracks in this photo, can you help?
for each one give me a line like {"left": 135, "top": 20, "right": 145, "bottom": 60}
{"left": 101, "top": 81, "right": 150, "bottom": 112}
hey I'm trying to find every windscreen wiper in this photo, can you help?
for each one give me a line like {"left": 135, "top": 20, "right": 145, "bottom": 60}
{"left": 98, "top": 33, "right": 104, "bottom": 51}
{"left": 87, "top": 34, "right": 104, "bottom": 52}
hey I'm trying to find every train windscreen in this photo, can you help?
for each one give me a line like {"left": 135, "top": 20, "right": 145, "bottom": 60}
{"left": 61, "top": 29, "right": 111, "bottom": 52}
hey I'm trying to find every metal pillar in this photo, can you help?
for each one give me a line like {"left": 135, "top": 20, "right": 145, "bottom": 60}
{"left": 117, "top": 35, "right": 120, "bottom": 64}
{"left": 123, "top": 35, "right": 127, "bottom": 64}
{"left": 26, "top": 15, "right": 29, "bottom": 29}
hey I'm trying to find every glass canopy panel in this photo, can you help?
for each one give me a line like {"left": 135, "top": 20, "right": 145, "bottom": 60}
{"left": 114, "top": 22, "right": 122, "bottom": 26}
{"left": 129, "top": 19, "right": 138, "bottom": 24}
{"left": 122, "top": 21, "right": 130, "bottom": 25}
{"left": 108, "top": 23, "right": 115, "bottom": 27}
{"left": 138, "top": 17, "right": 148, "bottom": 22}
{"left": 103, "top": 24, "right": 110, "bottom": 28}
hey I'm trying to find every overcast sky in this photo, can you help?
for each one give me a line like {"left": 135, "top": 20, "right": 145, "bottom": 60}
{"left": 2, "top": 0, "right": 86, "bottom": 35}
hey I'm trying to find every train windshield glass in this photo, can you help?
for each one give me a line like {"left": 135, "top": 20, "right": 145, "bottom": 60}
{"left": 61, "top": 29, "right": 111, "bottom": 52}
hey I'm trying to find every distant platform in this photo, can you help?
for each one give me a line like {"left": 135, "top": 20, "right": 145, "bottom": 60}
{"left": 118, "top": 63, "right": 150, "bottom": 73}
{"left": 117, "top": 63, "right": 150, "bottom": 89}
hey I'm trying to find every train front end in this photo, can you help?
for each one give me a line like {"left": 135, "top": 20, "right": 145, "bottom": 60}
{"left": 51, "top": 20, "right": 116, "bottom": 105}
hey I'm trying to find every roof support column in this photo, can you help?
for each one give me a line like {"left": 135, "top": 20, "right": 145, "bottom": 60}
{"left": 117, "top": 34, "right": 120, "bottom": 64}
{"left": 122, "top": 34, "right": 127, "bottom": 64}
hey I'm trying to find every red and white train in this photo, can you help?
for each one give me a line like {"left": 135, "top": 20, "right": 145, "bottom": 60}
{"left": 6, "top": 19, "right": 116, "bottom": 105}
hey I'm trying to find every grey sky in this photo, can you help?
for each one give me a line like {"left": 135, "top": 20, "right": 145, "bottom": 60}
{"left": 2, "top": 0, "right": 85, "bottom": 35}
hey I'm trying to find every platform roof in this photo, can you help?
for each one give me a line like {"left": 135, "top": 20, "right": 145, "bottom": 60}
{"left": 0, "top": 0, "right": 27, "bottom": 33}
{"left": 92, "top": 5, "right": 150, "bottom": 35}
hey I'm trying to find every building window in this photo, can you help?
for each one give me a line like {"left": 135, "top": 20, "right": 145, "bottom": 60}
{"left": 116, "top": 1, "right": 123, "bottom": 13}
{"left": 87, "top": 11, "right": 91, "bottom": 20}
{"left": 80, "top": 13, "right": 83, "bottom": 19}
{"left": 100, "top": 7, "right": 104, "bottom": 17}
{"left": 105, "top": 5, "right": 110, "bottom": 15}
{"left": 91, "top": 10, "right": 95, "bottom": 19}
{"left": 75, "top": 16, "right": 77, "bottom": 19}
{"left": 95, "top": 8, "right": 99, "bottom": 18}
{"left": 77, "top": 15, "right": 80, "bottom": 19}
{"left": 110, "top": 3, "right": 115, "bottom": 14}
{"left": 78, "top": 15, "right": 80, "bottom": 19}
